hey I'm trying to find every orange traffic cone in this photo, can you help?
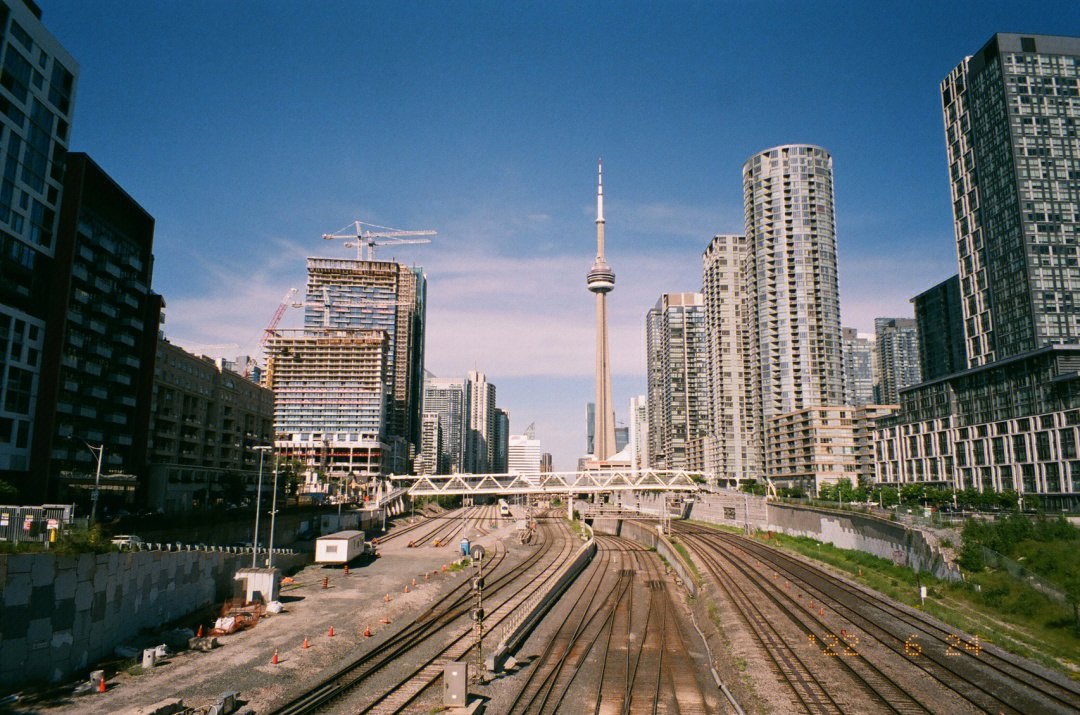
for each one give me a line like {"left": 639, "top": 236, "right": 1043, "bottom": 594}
{"left": 820, "top": 608, "right": 825, "bottom": 615}
{"left": 328, "top": 625, "right": 335, "bottom": 637}
{"left": 385, "top": 593, "right": 390, "bottom": 602}
{"left": 302, "top": 636, "right": 309, "bottom": 649}
{"left": 272, "top": 648, "right": 279, "bottom": 665}
{"left": 424, "top": 572, "right": 429, "bottom": 579}
{"left": 98, "top": 677, "right": 106, "bottom": 693}
{"left": 404, "top": 585, "right": 409, "bottom": 593}
{"left": 380, "top": 618, "right": 390, "bottom": 624}
{"left": 442, "top": 564, "right": 447, "bottom": 571}
{"left": 364, "top": 628, "right": 371, "bottom": 637}
{"left": 344, "top": 565, "right": 349, "bottom": 575}
{"left": 196, "top": 624, "right": 203, "bottom": 637}
{"left": 412, "top": 578, "right": 416, "bottom": 586}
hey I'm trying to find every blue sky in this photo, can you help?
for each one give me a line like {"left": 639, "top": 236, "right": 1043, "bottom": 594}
{"left": 42, "top": 1, "right": 1076, "bottom": 469}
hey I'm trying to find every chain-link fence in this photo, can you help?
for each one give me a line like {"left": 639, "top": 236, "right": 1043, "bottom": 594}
{"left": 980, "top": 545, "right": 1071, "bottom": 605}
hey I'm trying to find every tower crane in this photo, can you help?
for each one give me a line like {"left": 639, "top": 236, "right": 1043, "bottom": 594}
{"left": 322, "top": 221, "right": 436, "bottom": 261}
{"left": 261, "top": 287, "right": 298, "bottom": 345}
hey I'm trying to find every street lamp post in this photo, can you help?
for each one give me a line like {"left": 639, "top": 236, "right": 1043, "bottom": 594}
{"left": 252, "top": 447, "right": 271, "bottom": 568}
{"left": 268, "top": 452, "right": 279, "bottom": 569}
{"left": 85, "top": 442, "right": 104, "bottom": 525}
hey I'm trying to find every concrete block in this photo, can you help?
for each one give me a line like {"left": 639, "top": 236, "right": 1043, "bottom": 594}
{"left": 6, "top": 555, "right": 31, "bottom": 574}
{"left": 0, "top": 605, "right": 28, "bottom": 639}
{"left": 76, "top": 554, "right": 95, "bottom": 581}
{"left": 28, "top": 584, "right": 54, "bottom": 620}
{"left": 3, "top": 572, "right": 31, "bottom": 606}
{"left": 53, "top": 598, "right": 75, "bottom": 631}
{"left": 28, "top": 554, "right": 52, "bottom": 587}
{"left": 54, "top": 566, "right": 77, "bottom": 600}
{"left": 25, "top": 645, "right": 50, "bottom": 681}
{"left": 90, "top": 591, "right": 106, "bottom": 626}
{"left": 0, "top": 638, "right": 28, "bottom": 667}
{"left": 74, "top": 580, "right": 93, "bottom": 611}
{"left": 26, "top": 617, "right": 51, "bottom": 647}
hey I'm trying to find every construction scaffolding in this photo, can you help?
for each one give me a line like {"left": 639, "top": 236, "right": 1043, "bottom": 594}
{"left": 265, "top": 328, "right": 403, "bottom": 481}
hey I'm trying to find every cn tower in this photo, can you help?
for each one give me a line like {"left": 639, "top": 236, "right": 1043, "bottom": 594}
{"left": 586, "top": 160, "right": 617, "bottom": 461}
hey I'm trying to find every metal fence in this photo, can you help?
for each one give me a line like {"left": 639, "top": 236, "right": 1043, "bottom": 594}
{"left": 0, "top": 504, "right": 75, "bottom": 544}
{"left": 980, "top": 545, "right": 1072, "bottom": 605}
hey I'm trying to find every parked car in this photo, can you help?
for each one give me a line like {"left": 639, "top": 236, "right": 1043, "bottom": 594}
{"left": 110, "top": 535, "right": 145, "bottom": 549}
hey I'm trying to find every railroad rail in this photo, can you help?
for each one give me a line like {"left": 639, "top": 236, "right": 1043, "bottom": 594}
{"left": 266, "top": 514, "right": 575, "bottom": 715}
{"left": 506, "top": 534, "right": 713, "bottom": 714}
{"left": 674, "top": 522, "right": 1080, "bottom": 714}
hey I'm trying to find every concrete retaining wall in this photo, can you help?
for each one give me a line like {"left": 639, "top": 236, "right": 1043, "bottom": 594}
{"left": 687, "top": 492, "right": 768, "bottom": 531}
{"left": 683, "top": 491, "right": 959, "bottom": 582}
{"left": 764, "top": 502, "right": 960, "bottom": 581}
{"left": 0, "top": 549, "right": 309, "bottom": 688}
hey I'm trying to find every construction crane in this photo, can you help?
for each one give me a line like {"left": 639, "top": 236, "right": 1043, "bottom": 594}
{"left": 261, "top": 287, "right": 298, "bottom": 345}
{"left": 322, "top": 220, "right": 435, "bottom": 261}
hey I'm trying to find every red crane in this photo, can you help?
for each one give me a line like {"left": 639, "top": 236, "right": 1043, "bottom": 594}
{"left": 261, "top": 287, "right": 298, "bottom": 345}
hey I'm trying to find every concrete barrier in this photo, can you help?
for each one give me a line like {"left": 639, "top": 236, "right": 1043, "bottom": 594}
{"left": 485, "top": 525, "right": 596, "bottom": 672}
{"left": 0, "top": 549, "right": 310, "bottom": 688}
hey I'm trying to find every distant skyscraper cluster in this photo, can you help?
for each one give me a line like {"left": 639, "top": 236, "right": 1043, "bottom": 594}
{"left": 419, "top": 370, "right": 508, "bottom": 475}
{"left": 645, "top": 145, "right": 893, "bottom": 492}
{"left": 641, "top": 32, "right": 1080, "bottom": 504}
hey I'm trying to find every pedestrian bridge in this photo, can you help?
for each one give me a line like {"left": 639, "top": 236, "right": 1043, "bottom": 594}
{"left": 392, "top": 469, "right": 709, "bottom": 496}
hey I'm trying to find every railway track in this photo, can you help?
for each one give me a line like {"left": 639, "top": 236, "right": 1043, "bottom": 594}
{"left": 676, "top": 522, "right": 1080, "bottom": 714}
{"left": 266, "top": 514, "right": 574, "bottom": 715}
{"left": 377, "top": 505, "right": 488, "bottom": 549}
{"left": 507, "top": 534, "right": 713, "bottom": 714}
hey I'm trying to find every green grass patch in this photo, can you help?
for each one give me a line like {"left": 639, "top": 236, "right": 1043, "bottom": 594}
{"left": 753, "top": 528, "right": 1080, "bottom": 675}
{"left": 669, "top": 539, "right": 702, "bottom": 584}
{"left": 564, "top": 517, "right": 583, "bottom": 539}
{"left": 734, "top": 656, "right": 747, "bottom": 672}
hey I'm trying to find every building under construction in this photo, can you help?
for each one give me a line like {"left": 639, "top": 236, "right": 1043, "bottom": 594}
{"left": 265, "top": 257, "right": 426, "bottom": 487}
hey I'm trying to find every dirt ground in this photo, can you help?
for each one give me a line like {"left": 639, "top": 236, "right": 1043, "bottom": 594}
{"left": 14, "top": 509, "right": 511, "bottom": 715}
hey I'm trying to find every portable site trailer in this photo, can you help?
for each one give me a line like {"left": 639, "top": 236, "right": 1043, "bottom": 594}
{"left": 315, "top": 530, "right": 367, "bottom": 564}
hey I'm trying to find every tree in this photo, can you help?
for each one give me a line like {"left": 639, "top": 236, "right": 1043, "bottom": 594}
{"left": 958, "top": 537, "right": 985, "bottom": 571}
{"left": 0, "top": 479, "right": 18, "bottom": 502}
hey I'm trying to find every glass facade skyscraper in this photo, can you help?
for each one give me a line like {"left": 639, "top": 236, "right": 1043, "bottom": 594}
{"left": 0, "top": 0, "right": 77, "bottom": 488}
{"left": 874, "top": 318, "right": 921, "bottom": 405}
{"left": 942, "top": 34, "right": 1080, "bottom": 367}
{"left": 912, "top": 275, "right": 967, "bottom": 381}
